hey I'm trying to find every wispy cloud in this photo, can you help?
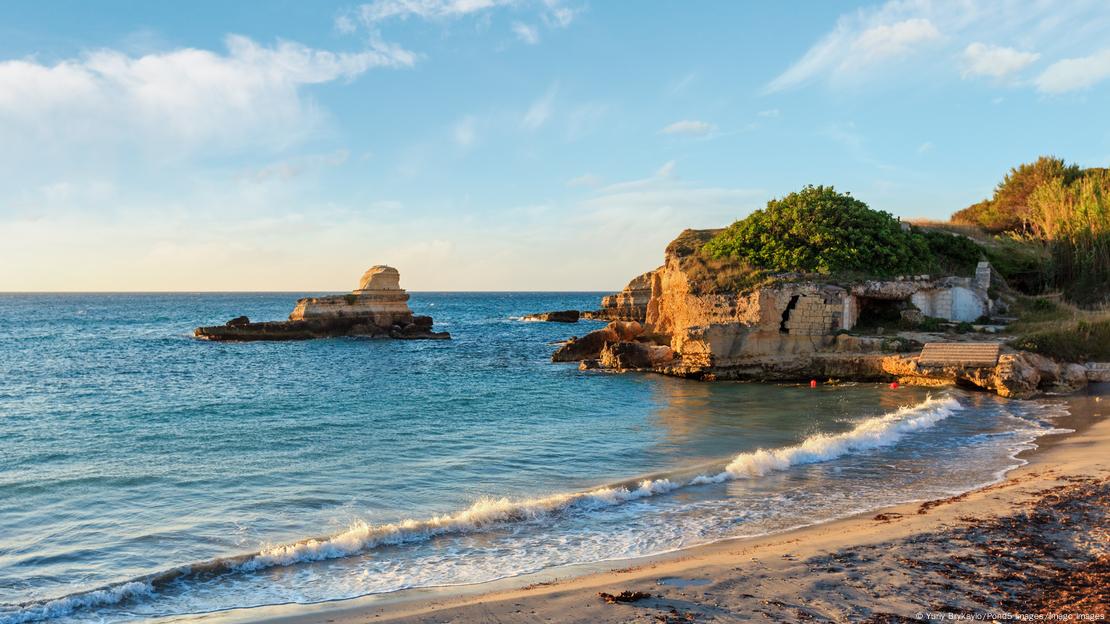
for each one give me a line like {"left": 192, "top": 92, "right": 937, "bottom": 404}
{"left": 655, "top": 160, "right": 677, "bottom": 178}
{"left": 660, "top": 119, "right": 716, "bottom": 136}
{"left": 348, "top": 0, "right": 516, "bottom": 24}
{"left": 337, "top": 0, "right": 578, "bottom": 40}
{"left": 512, "top": 22, "right": 540, "bottom": 44}
{"left": 237, "top": 150, "right": 350, "bottom": 183}
{"left": 763, "top": 0, "right": 1110, "bottom": 94}
{"left": 1036, "top": 48, "right": 1110, "bottom": 93}
{"left": 521, "top": 83, "right": 557, "bottom": 130}
{"left": 453, "top": 115, "right": 478, "bottom": 147}
{"left": 765, "top": 12, "right": 940, "bottom": 93}
{"left": 566, "top": 173, "right": 602, "bottom": 188}
{"left": 961, "top": 43, "right": 1039, "bottom": 79}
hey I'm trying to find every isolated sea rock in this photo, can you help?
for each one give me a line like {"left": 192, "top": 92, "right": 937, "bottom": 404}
{"left": 194, "top": 266, "right": 449, "bottom": 342}
{"left": 522, "top": 310, "right": 580, "bottom": 323}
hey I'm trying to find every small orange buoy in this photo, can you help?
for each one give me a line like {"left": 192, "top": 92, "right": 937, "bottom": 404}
{"left": 810, "top": 379, "right": 818, "bottom": 388}
{"left": 890, "top": 382, "right": 899, "bottom": 389}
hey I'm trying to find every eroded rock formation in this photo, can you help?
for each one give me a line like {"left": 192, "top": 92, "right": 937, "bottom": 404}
{"left": 194, "top": 266, "right": 449, "bottom": 341}
{"left": 560, "top": 229, "right": 1087, "bottom": 398}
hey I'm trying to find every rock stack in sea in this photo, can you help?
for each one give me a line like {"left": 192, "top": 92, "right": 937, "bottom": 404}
{"left": 194, "top": 265, "right": 449, "bottom": 341}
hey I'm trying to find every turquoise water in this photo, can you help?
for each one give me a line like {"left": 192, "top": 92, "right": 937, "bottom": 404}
{"left": 0, "top": 293, "right": 1066, "bottom": 623}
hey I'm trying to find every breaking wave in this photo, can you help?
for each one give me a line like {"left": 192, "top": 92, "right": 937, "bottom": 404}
{"left": 0, "top": 394, "right": 963, "bottom": 624}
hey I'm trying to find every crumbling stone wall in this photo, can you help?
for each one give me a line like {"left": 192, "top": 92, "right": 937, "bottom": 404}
{"left": 782, "top": 294, "right": 845, "bottom": 336}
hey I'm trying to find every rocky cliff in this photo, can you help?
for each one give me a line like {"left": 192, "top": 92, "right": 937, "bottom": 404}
{"left": 194, "top": 266, "right": 449, "bottom": 341}
{"left": 559, "top": 230, "right": 1087, "bottom": 399}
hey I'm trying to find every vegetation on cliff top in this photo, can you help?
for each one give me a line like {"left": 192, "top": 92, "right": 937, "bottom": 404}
{"left": 701, "top": 185, "right": 982, "bottom": 279}
{"left": 949, "top": 156, "right": 1110, "bottom": 306}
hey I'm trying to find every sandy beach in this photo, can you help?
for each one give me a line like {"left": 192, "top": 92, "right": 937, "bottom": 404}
{"left": 219, "top": 386, "right": 1109, "bottom": 624}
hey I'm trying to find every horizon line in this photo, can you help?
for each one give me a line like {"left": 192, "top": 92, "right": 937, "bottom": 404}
{"left": 0, "top": 290, "right": 617, "bottom": 294}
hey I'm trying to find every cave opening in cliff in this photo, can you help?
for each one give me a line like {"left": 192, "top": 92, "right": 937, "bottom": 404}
{"left": 779, "top": 295, "right": 800, "bottom": 334}
{"left": 854, "top": 297, "right": 907, "bottom": 332}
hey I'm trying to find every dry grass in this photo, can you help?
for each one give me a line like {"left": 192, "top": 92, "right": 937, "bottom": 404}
{"left": 1007, "top": 295, "right": 1110, "bottom": 361}
{"left": 906, "top": 219, "right": 992, "bottom": 241}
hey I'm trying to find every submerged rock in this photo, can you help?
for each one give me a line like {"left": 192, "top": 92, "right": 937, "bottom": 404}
{"left": 194, "top": 266, "right": 449, "bottom": 342}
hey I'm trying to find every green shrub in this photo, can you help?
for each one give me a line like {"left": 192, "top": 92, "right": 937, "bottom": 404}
{"left": 982, "top": 235, "right": 1052, "bottom": 295}
{"left": 703, "top": 185, "right": 930, "bottom": 275}
{"left": 918, "top": 229, "right": 983, "bottom": 276}
{"left": 918, "top": 316, "right": 944, "bottom": 332}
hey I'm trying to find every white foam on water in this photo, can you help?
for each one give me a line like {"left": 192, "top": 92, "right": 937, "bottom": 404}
{"left": 0, "top": 582, "right": 154, "bottom": 624}
{"left": 690, "top": 395, "right": 963, "bottom": 484}
{"left": 0, "top": 393, "right": 974, "bottom": 624}
{"left": 240, "top": 477, "right": 680, "bottom": 571}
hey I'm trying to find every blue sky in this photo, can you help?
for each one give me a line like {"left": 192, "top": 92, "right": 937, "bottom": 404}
{"left": 2, "top": 0, "right": 1109, "bottom": 291}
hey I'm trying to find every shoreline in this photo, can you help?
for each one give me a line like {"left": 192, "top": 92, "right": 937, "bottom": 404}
{"left": 182, "top": 384, "right": 1109, "bottom": 624}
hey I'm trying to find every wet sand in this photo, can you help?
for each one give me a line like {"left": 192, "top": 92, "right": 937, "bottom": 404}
{"left": 216, "top": 387, "right": 1108, "bottom": 624}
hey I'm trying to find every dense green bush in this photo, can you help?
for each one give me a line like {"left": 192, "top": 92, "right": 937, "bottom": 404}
{"left": 703, "top": 186, "right": 931, "bottom": 275}
{"left": 918, "top": 230, "right": 983, "bottom": 276}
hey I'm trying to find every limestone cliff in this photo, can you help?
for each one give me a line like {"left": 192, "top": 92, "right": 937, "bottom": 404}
{"left": 194, "top": 266, "right": 448, "bottom": 341}
{"left": 564, "top": 229, "right": 1086, "bottom": 398}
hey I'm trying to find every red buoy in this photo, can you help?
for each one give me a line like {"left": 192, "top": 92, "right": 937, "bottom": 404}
{"left": 890, "top": 381, "right": 899, "bottom": 389}
{"left": 810, "top": 379, "right": 818, "bottom": 388}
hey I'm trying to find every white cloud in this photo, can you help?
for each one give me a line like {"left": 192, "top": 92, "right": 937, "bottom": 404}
{"left": 512, "top": 22, "right": 540, "bottom": 44}
{"left": 541, "top": 0, "right": 578, "bottom": 28}
{"left": 350, "top": 0, "right": 516, "bottom": 24}
{"left": 655, "top": 160, "right": 677, "bottom": 178}
{"left": 660, "top": 119, "right": 716, "bottom": 136}
{"left": 575, "top": 170, "right": 763, "bottom": 260}
{"left": 566, "top": 173, "right": 602, "bottom": 188}
{"left": 765, "top": 12, "right": 940, "bottom": 93}
{"left": 521, "top": 84, "right": 557, "bottom": 130}
{"left": 917, "top": 141, "right": 934, "bottom": 153}
{"left": 757, "top": 109, "right": 781, "bottom": 118}
{"left": 763, "top": 0, "right": 1109, "bottom": 93}
{"left": 961, "top": 42, "right": 1039, "bottom": 79}
{"left": 340, "top": 0, "right": 577, "bottom": 38}
{"left": 237, "top": 150, "right": 351, "bottom": 183}
{"left": 453, "top": 115, "right": 478, "bottom": 146}
{"left": 1036, "top": 48, "right": 1110, "bottom": 93}
{"left": 0, "top": 35, "right": 413, "bottom": 155}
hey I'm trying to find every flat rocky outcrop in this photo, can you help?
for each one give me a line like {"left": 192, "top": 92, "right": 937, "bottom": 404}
{"left": 194, "top": 266, "right": 449, "bottom": 342}
{"left": 521, "top": 310, "right": 580, "bottom": 323}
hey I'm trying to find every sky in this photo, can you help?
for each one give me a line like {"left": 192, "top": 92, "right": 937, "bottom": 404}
{"left": 2, "top": 0, "right": 1109, "bottom": 292}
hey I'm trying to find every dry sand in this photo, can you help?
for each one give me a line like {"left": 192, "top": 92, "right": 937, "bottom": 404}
{"left": 208, "top": 388, "right": 1109, "bottom": 624}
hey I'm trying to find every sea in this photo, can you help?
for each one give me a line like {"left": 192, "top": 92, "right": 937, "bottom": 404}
{"left": 0, "top": 292, "right": 1070, "bottom": 623}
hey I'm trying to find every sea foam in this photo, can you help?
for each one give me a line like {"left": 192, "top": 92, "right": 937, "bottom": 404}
{"left": 0, "top": 394, "right": 962, "bottom": 624}
{"left": 692, "top": 394, "right": 963, "bottom": 484}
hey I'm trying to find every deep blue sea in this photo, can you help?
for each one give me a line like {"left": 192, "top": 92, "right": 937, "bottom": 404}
{"left": 0, "top": 293, "right": 1068, "bottom": 623}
